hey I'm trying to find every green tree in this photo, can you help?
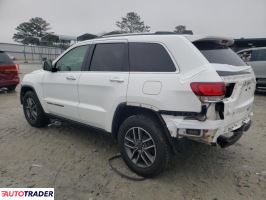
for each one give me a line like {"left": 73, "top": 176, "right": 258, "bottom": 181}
{"left": 173, "top": 25, "right": 193, "bottom": 34}
{"left": 13, "top": 17, "right": 51, "bottom": 44}
{"left": 116, "top": 12, "right": 150, "bottom": 33}
{"left": 173, "top": 25, "right": 186, "bottom": 33}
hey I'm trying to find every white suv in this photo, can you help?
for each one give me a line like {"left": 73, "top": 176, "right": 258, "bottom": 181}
{"left": 21, "top": 33, "right": 255, "bottom": 177}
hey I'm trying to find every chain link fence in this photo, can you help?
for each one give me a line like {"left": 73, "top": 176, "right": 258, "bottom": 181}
{"left": 0, "top": 43, "right": 63, "bottom": 63}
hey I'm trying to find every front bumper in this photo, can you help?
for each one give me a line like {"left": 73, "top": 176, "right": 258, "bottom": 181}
{"left": 161, "top": 113, "right": 252, "bottom": 145}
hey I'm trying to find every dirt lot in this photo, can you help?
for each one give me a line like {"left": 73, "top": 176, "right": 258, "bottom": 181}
{"left": 0, "top": 64, "right": 265, "bottom": 200}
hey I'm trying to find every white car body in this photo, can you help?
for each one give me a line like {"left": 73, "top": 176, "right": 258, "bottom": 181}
{"left": 21, "top": 34, "right": 256, "bottom": 147}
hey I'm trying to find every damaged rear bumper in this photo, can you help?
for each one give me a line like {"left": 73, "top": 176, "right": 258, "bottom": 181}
{"left": 216, "top": 120, "right": 251, "bottom": 148}
{"left": 161, "top": 112, "right": 252, "bottom": 146}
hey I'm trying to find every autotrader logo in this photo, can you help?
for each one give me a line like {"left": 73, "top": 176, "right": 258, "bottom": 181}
{"left": 0, "top": 188, "right": 54, "bottom": 200}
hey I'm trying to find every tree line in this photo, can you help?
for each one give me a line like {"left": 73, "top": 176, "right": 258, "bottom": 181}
{"left": 13, "top": 12, "right": 193, "bottom": 47}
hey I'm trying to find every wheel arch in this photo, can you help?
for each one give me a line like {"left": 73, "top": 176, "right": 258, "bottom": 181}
{"left": 20, "top": 85, "right": 38, "bottom": 104}
{"left": 111, "top": 103, "right": 178, "bottom": 154}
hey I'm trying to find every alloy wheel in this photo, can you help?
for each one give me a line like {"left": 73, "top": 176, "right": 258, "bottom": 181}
{"left": 25, "top": 97, "right": 38, "bottom": 122}
{"left": 124, "top": 127, "right": 156, "bottom": 168}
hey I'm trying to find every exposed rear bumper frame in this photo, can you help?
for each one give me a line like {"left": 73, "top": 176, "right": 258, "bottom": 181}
{"left": 161, "top": 113, "right": 252, "bottom": 145}
{"left": 216, "top": 120, "right": 251, "bottom": 148}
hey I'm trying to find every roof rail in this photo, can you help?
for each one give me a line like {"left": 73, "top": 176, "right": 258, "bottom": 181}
{"left": 154, "top": 31, "right": 177, "bottom": 34}
{"left": 98, "top": 31, "right": 181, "bottom": 39}
{"left": 99, "top": 32, "right": 152, "bottom": 38}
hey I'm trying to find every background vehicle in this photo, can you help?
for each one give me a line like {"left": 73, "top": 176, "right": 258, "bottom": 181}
{"left": 7, "top": 54, "right": 16, "bottom": 61}
{"left": 20, "top": 34, "right": 255, "bottom": 176}
{"left": 0, "top": 50, "right": 19, "bottom": 91}
{"left": 237, "top": 47, "right": 266, "bottom": 90}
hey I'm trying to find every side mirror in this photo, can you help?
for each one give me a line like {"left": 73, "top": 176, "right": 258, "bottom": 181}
{"left": 43, "top": 60, "right": 53, "bottom": 71}
{"left": 43, "top": 60, "right": 56, "bottom": 72}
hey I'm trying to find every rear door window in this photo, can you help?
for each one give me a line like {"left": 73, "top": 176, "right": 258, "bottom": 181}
{"left": 129, "top": 42, "right": 176, "bottom": 72}
{"left": 194, "top": 42, "right": 246, "bottom": 66}
{"left": 0, "top": 52, "right": 14, "bottom": 65}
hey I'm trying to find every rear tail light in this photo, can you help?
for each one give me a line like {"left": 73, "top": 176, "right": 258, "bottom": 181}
{"left": 190, "top": 82, "right": 226, "bottom": 102}
{"left": 0, "top": 64, "right": 18, "bottom": 74}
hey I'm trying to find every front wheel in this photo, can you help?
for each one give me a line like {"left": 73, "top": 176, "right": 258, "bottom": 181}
{"left": 118, "top": 115, "right": 170, "bottom": 177}
{"left": 22, "top": 91, "right": 49, "bottom": 127}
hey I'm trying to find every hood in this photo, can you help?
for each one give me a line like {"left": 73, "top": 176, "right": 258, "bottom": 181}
{"left": 30, "top": 69, "right": 43, "bottom": 74}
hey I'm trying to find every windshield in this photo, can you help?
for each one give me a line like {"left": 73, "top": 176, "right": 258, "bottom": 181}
{"left": 194, "top": 42, "right": 246, "bottom": 66}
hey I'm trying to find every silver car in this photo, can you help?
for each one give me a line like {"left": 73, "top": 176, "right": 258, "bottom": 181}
{"left": 238, "top": 47, "right": 266, "bottom": 90}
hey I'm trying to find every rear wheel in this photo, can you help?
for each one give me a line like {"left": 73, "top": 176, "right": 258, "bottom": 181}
{"left": 118, "top": 115, "right": 170, "bottom": 177}
{"left": 23, "top": 91, "right": 49, "bottom": 127}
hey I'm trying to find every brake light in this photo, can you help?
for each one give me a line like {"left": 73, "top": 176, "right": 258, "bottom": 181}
{"left": 190, "top": 82, "right": 226, "bottom": 102}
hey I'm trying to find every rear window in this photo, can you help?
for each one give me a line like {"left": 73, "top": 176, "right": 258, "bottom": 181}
{"left": 194, "top": 42, "right": 246, "bottom": 66}
{"left": 0, "top": 52, "right": 14, "bottom": 65}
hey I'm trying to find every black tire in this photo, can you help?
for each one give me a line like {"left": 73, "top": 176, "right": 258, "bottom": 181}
{"left": 22, "top": 91, "right": 49, "bottom": 127}
{"left": 7, "top": 85, "right": 16, "bottom": 91}
{"left": 118, "top": 115, "right": 170, "bottom": 177}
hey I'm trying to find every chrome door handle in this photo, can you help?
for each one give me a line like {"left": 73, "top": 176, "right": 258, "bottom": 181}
{"left": 66, "top": 76, "right": 76, "bottom": 80}
{"left": 109, "top": 77, "right": 124, "bottom": 83}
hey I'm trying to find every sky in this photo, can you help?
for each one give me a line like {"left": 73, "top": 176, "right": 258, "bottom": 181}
{"left": 0, "top": 0, "right": 265, "bottom": 43}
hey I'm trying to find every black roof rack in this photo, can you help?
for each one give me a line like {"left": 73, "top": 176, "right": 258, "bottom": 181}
{"left": 98, "top": 31, "right": 183, "bottom": 39}
{"left": 154, "top": 31, "right": 177, "bottom": 34}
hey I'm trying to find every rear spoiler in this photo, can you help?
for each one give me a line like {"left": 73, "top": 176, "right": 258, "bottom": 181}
{"left": 185, "top": 35, "right": 234, "bottom": 47}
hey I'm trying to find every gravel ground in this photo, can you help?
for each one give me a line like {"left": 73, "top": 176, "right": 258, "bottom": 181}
{"left": 0, "top": 64, "right": 265, "bottom": 200}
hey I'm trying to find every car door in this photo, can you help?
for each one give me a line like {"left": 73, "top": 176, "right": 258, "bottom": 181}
{"left": 42, "top": 44, "right": 90, "bottom": 121}
{"left": 78, "top": 40, "right": 129, "bottom": 131}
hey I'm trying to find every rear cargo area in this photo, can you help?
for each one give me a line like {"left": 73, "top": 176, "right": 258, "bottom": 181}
{"left": 162, "top": 37, "right": 256, "bottom": 145}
